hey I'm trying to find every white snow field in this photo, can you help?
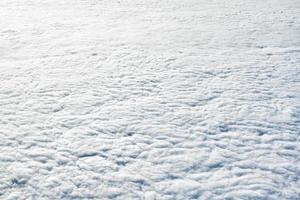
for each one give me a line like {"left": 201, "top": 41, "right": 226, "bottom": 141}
{"left": 0, "top": 0, "right": 300, "bottom": 199}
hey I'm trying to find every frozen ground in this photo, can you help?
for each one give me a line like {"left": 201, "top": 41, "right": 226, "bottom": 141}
{"left": 0, "top": 0, "right": 300, "bottom": 199}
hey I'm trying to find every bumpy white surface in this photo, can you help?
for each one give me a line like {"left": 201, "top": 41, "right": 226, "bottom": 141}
{"left": 0, "top": 0, "right": 300, "bottom": 199}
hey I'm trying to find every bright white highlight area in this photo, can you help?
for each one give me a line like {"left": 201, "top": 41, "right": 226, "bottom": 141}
{"left": 0, "top": 0, "right": 299, "bottom": 199}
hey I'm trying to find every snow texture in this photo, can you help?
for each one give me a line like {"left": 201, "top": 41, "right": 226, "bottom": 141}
{"left": 0, "top": 0, "right": 300, "bottom": 199}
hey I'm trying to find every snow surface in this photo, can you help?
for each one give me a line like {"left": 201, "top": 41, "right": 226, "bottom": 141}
{"left": 0, "top": 0, "right": 300, "bottom": 199}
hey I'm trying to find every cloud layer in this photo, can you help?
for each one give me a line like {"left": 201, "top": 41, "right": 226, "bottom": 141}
{"left": 0, "top": 0, "right": 299, "bottom": 199}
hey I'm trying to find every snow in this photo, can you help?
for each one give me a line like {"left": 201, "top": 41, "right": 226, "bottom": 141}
{"left": 0, "top": 0, "right": 300, "bottom": 199}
